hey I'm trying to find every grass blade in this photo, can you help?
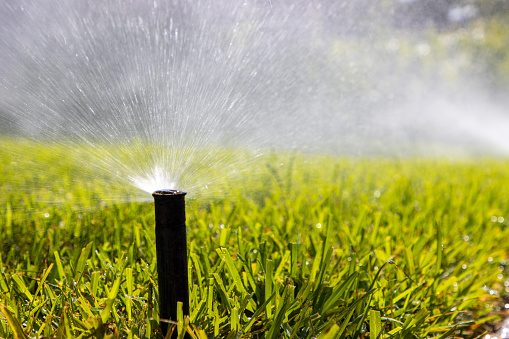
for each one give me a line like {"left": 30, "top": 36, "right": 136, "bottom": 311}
{"left": 370, "top": 310, "right": 382, "bottom": 339}
{"left": 0, "top": 304, "right": 29, "bottom": 339}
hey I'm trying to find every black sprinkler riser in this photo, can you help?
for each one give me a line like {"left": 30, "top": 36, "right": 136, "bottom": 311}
{"left": 152, "top": 189, "right": 190, "bottom": 338}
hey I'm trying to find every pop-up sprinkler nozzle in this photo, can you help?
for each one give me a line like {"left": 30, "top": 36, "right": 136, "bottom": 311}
{"left": 152, "top": 189, "right": 190, "bottom": 338}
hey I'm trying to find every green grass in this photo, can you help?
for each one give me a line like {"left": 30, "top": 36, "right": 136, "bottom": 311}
{"left": 1, "top": 140, "right": 509, "bottom": 338}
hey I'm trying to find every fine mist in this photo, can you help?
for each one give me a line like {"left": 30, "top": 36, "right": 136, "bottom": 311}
{"left": 0, "top": 0, "right": 508, "bottom": 199}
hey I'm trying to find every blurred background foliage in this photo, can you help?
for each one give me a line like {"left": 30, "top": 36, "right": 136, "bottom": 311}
{"left": 348, "top": 0, "right": 509, "bottom": 90}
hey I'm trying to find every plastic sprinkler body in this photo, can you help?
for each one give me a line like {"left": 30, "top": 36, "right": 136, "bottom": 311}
{"left": 152, "top": 189, "right": 190, "bottom": 338}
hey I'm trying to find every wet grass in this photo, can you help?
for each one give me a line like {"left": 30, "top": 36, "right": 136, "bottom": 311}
{"left": 1, "top": 140, "right": 509, "bottom": 338}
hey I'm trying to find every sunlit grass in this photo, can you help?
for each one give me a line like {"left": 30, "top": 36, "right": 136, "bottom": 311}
{"left": 1, "top": 140, "right": 509, "bottom": 338}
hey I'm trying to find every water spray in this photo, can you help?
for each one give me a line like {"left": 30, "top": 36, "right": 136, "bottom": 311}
{"left": 152, "top": 189, "right": 190, "bottom": 337}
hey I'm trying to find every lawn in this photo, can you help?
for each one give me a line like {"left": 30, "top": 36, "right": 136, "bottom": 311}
{"left": 1, "top": 140, "right": 508, "bottom": 338}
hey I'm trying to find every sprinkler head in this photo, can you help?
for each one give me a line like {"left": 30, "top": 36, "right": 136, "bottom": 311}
{"left": 152, "top": 189, "right": 189, "bottom": 338}
{"left": 153, "top": 189, "right": 186, "bottom": 195}
{"left": 152, "top": 189, "right": 187, "bottom": 233}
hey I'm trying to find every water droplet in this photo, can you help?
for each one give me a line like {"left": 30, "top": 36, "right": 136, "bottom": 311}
{"left": 347, "top": 257, "right": 352, "bottom": 262}
{"left": 219, "top": 224, "right": 225, "bottom": 229}
{"left": 491, "top": 216, "right": 498, "bottom": 222}
{"left": 416, "top": 43, "right": 430, "bottom": 56}
{"left": 462, "top": 264, "right": 467, "bottom": 269}
{"left": 373, "top": 190, "right": 380, "bottom": 198}
{"left": 498, "top": 274, "right": 504, "bottom": 280}
{"left": 386, "top": 38, "right": 400, "bottom": 52}
{"left": 498, "top": 216, "right": 505, "bottom": 223}
{"left": 58, "top": 221, "right": 65, "bottom": 227}
{"left": 472, "top": 28, "right": 485, "bottom": 41}
{"left": 462, "top": 235, "right": 469, "bottom": 241}
{"left": 316, "top": 223, "right": 322, "bottom": 229}
{"left": 488, "top": 257, "right": 493, "bottom": 263}
{"left": 44, "top": 212, "right": 50, "bottom": 218}
{"left": 252, "top": 249, "right": 257, "bottom": 254}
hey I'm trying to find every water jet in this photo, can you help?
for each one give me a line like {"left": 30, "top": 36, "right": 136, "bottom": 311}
{"left": 152, "top": 189, "right": 189, "bottom": 337}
